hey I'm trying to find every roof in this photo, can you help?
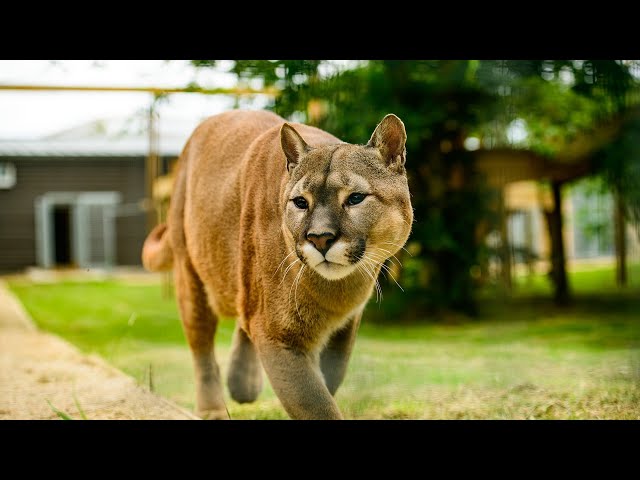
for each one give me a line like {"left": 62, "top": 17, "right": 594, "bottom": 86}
{"left": 0, "top": 112, "right": 199, "bottom": 158}
{"left": 0, "top": 138, "right": 183, "bottom": 158}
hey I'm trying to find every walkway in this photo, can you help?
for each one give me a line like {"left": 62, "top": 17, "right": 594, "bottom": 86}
{"left": 0, "top": 280, "right": 197, "bottom": 420}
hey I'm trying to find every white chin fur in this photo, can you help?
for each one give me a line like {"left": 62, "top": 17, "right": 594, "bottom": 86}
{"left": 312, "top": 261, "right": 357, "bottom": 280}
{"left": 300, "top": 241, "right": 356, "bottom": 281}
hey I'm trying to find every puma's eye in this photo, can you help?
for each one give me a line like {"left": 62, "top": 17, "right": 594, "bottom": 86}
{"left": 346, "top": 193, "right": 367, "bottom": 206}
{"left": 292, "top": 196, "right": 309, "bottom": 209}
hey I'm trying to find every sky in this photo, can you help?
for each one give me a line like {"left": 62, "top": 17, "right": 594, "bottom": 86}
{"left": 0, "top": 60, "right": 271, "bottom": 140}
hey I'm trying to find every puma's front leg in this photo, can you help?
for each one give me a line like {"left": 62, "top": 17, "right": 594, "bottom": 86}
{"left": 320, "top": 312, "right": 362, "bottom": 396}
{"left": 256, "top": 341, "right": 343, "bottom": 420}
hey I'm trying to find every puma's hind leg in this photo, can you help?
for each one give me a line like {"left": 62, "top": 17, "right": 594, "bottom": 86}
{"left": 227, "top": 324, "right": 263, "bottom": 403}
{"left": 174, "top": 256, "right": 228, "bottom": 419}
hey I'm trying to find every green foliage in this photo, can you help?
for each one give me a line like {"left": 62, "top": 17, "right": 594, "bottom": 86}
{"left": 475, "top": 60, "right": 640, "bottom": 224}
{"left": 192, "top": 59, "right": 640, "bottom": 316}
{"left": 593, "top": 115, "right": 640, "bottom": 223}
{"left": 499, "top": 77, "right": 601, "bottom": 155}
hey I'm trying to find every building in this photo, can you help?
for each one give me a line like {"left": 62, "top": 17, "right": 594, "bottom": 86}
{"left": 475, "top": 143, "right": 639, "bottom": 291}
{"left": 0, "top": 116, "right": 184, "bottom": 273}
{"left": 504, "top": 180, "right": 639, "bottom": 269}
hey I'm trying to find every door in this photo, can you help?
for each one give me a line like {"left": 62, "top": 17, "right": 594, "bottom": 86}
{"left": 74, "top": 192, "right": 120, "bottom": 268}
{"left": 35, "top": 191, "right": 121, "bottom": 269}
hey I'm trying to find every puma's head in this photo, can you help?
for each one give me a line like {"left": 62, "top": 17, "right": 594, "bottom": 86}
{"left": 280, "top": 114, "right": 413, "bottom": 281}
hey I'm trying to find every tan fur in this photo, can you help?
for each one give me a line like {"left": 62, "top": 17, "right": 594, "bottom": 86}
{"left": 142, "top": 110, "right": 413, "bottom": 419}
{"left": 142, "top": 223, "right": 172, "bottom": 271}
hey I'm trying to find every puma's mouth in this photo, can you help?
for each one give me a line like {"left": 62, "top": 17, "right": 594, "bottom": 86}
{"left": 312, "top": 260, "right": 356, "bottom": 281}
{"left": 316, "top": 259, "right": 349, "bottom": 267}
{"left": 298, "top": 240, "right": 358, "bottom": 280}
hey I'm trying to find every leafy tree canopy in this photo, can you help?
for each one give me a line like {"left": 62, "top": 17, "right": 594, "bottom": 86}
{"left": 191, "top": 60, "right": 640, "bottom": 316}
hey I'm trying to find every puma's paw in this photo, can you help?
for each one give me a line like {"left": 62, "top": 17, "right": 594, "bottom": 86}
{"left": 196, "top": 408, "right": 230, "bottom": 420}
{"left": 228, "top": 374, "right": 263, "bottom": 404}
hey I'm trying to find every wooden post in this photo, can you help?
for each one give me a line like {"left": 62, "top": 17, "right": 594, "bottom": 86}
{"left": 524, "top": 210, "right": 535, "bottom": 281}
{"left": 614, "top": 190, "right": 627, "bottom": 287}
{"left": 145, "top": 99, "right": 159, "bottom": 234}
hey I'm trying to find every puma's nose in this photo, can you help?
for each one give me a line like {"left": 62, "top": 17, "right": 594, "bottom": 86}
{"left": 306, "top": 232, "right": 336, "bottom": 256}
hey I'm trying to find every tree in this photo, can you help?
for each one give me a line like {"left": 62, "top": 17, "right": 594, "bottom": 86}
{"left": 192, "top": 60, "right": 640, "bottom": 316}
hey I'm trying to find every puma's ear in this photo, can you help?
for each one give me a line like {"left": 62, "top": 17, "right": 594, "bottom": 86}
{"left": 281, "top": 123, "right": 310, "bottom": 173}
{"left": 367, "top": 114, "right": 407, "bottom": 169}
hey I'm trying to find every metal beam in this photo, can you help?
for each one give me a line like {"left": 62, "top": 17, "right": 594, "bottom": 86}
{"left": 0, "top": 84, "right": 280, "bottom": 96}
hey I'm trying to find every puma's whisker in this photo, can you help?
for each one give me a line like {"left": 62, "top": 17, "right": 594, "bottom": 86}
{"left": 357, "top": 260, "right": 379, "bottom": 302}
{"left": 361, "top": 256, "right": 383, "bottom": 302}
{"left": 278, "top": 258, "right": 300, "bottom": 287}
{"left": 363, "top": 251, "right": 405, "bottom": 292}
{"left": 382, "top": 242, "right": 413, "bottom": 256}
{"left": 372, "top": 247, "right": 404, "bottom": 267}
{"left": 272, "top": 249, "right": 297, "bottom": 278}
{"left": 294, "top": 265, "right": 306, "bottom": 319}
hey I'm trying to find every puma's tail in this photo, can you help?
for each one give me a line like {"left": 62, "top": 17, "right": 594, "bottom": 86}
{"left": 141, "top": 222, "right": 173, "bottom": 272}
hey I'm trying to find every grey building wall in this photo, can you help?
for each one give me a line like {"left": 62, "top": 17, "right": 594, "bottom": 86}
{"left": 0, "top": 157, "right": 149, "bottom": 273}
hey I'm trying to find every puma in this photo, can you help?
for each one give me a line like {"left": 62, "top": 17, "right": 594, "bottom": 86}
{"left": 142, "top": 110, "right": 413, "bottom": 419}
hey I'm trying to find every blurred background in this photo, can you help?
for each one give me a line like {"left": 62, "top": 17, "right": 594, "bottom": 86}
{"left": 1, "top": 60, "right": 639, "bottom": 419}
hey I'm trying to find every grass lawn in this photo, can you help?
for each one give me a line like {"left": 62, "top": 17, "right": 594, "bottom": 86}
{"left": 7, "top": 263, "right": 640, "bottom": 419}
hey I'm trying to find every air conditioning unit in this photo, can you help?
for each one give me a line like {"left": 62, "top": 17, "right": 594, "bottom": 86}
{"left": 0, "top": 162, "right": 16, "bottom": 189}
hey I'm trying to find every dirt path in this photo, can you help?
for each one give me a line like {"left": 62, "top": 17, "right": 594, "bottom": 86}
{"left": 0, "top": 281, "right": 197, "bottom": 420}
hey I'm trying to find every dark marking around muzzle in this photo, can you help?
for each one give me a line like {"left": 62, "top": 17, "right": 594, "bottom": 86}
{"left": 346, "top": 238, "right": 367, "bottom": 264}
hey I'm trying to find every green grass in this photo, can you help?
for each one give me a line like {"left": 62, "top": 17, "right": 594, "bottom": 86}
{"left": 509, "top": 262, "right": 640, "bottom": 297}
{"left": 7, "top": 263, "right": 640, "bottom": 419}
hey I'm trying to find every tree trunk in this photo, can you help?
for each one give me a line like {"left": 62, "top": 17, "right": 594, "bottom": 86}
{"left": 614, "top": 190, "right": 627, "bottom": 287}
{"left": 545, "top": 181, "right": 570, "bottom": 305}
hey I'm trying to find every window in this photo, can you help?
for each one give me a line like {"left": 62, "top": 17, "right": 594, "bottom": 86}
{"left": 0, "top": 162, "right": 16, "bottom": 189}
